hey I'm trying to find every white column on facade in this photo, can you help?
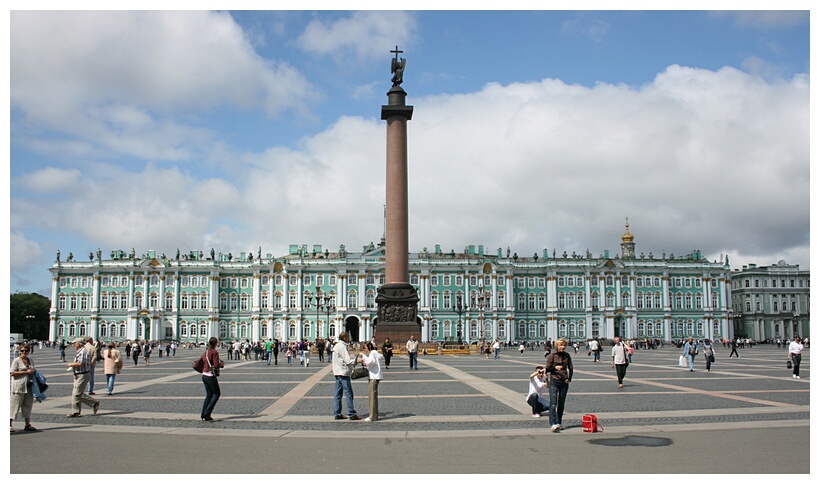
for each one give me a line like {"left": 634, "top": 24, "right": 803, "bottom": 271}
{"left": 662, "top": 273, "right": 670, "bottom": 311}
{"left": 585, "top": 274, "right": 592, "bottom": 311}
{"left": 599, "top": 275, "right": 606, "bottom": 310}
{"left": 158, "top": 276, "right": 166, "bottom": 310}
{"left": 128, "top": 273, "right": 135, "bottom": 309}
{"left": 337, "top": 271, "right": 344, "bottom": 309}
{"left": 614, "top": 274, "right": 621, "bottom": 309}
{"left": 720, "top": 276, "right": 728, "bottom": 311}
{"left": 358, "top": 273, "right": 365, "bottom": 309}
{"left": 702, "top": 273, "right": 710, "bottom": 310}
{"left": 252, "top": 317, "right": 260, "bottom": 342}
{"left": 547, "top": 273, "right": 557, "bottom": 311}
{"left": 282, "top": 270, "right": 290, "bottom": 311}
{"left": 491, "top": 271, "right": 498, "bottom": 311}
{"left": 209, "top": 274, "right": 218, "bottom": 313}
{"left": 252, "top": 272, "right": 261, "bottom": 310}
{"left": 506, "top": 273, "right": 513, "bottom": 309}
{"left": 629, "top": 273, "right": 636, "bottom": 308}
{"left": 50, "top": 276, "right": 59, "bottom": 311}
{"left": 296, "top": 270, "right": 303, "bottom": 311}
{"left": 92, "top": 273, "right": 100, "bottom": 311}
{"left": 142, "top": 274, "right": 149, "bottom": 309}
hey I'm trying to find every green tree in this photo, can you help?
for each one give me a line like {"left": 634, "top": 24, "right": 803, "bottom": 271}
{"left": 10, "top": 292, "right": 51, "bottom": 340}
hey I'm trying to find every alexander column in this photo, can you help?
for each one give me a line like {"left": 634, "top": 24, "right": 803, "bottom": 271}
{"left": 375, "top": 46, "right": 420, "bottom": 343}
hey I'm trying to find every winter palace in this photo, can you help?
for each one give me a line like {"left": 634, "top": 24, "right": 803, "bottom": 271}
{"left": 49, "top": 223, "right": 737, "bottom": 344}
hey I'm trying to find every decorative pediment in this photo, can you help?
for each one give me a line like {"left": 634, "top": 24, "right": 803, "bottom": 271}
{"left": 597, "top": 258, "right": 625, "bottom": 270}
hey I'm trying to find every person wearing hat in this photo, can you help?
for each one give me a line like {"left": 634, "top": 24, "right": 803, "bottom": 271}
{"left": 66, "top": 338, "right": 99, "bottom": 418}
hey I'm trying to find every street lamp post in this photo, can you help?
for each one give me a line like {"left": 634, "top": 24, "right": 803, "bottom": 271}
{"left": 477, "top": 289, "right": 491, "bottom": 343}
{"left": 323, "top": 294, "right": 335, "bottom": 340}
{"left": 455, "top": 296, "right": 465, "bottom": 345}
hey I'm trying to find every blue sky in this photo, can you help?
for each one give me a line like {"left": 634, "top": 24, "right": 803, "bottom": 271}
{"left": 5, "top": 6, "right": 812, "bottom": 297}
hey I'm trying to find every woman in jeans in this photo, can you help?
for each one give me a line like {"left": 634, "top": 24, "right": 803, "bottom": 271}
{"left": 200, "top": 337, "right": 224, "bottom": 421}
{"left": 102, "top": 342, "right": 123, "bottom": 395}
{"left": 544, "top": 338, "right": 573, "bottom": 432}
{"left": 701, "top": 338, "right": 715, "bottom": 372}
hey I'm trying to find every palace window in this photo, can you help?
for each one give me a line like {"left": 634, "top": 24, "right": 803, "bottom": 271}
{"left": 348, "top": 291, "right": 357, "bottom": 308}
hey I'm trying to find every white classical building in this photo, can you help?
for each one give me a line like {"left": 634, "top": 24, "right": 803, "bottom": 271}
{"left": 49, "top": 223, "right": 734, "bottom": 344}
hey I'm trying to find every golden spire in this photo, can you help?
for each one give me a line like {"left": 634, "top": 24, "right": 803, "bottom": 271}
{"left": 621, "top": 217, "right": 634, "bottom": 243}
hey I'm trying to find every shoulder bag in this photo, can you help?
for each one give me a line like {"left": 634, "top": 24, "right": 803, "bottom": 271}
{"left": 351, "top": 361, "right": 369, "bottom": 380}
{"left": 206, "top": 349, "right": 220, "bottom": 377}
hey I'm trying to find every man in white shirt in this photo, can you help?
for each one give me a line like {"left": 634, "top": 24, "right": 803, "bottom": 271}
{"left": 611, "top": 337, "right": 629, "bottom": 388}
{"left": 493, "top": 339, "right": 501, "bottom": 359}
{"left": 526, "top": 366, "right": 548, "bottom": 417}
{"left": 406, "top": 335, "right": 419, "bottom": 370}
{"left": 588, "top": 338, "right": 600, "bottom": 362}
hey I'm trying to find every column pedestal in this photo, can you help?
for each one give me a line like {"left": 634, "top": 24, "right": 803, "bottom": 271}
{"left": 375, "top": 283, "right": 420, "bottom": 344}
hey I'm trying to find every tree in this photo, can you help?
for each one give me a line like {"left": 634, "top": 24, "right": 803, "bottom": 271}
{"left": 10, "top": 292, "right": 51, "bottom": 340}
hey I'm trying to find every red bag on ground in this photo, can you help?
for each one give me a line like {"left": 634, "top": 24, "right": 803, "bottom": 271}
{"left": 583, "top": 414, "right": 603, "bottom": 433}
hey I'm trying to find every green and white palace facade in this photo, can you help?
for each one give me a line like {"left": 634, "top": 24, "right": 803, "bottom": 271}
{"left": 48, "top": 224, "right": 736, "bottom": 344}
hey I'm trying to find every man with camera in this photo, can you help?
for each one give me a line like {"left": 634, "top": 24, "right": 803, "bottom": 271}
{"left": 526, "top": 365, "right": 549, "bottom": 418}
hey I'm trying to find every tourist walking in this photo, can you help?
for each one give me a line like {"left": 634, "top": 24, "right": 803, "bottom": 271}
{"left": 683, "top": 336, "right": 698, "bottom": 372}
{"left": 102, "top": 342, "right": 123, "bottom": 395}
{"left": 588, "top": 338, "right": 601, "bottom": 362}
{"left": 303, "top": 340, "right": 311, "bottom": 367}
{"left": 381, "top": 338, "right": 393, "bottom": 369}
{"left": 728, "top": 338, "right": 740, "bottom": 358}
{"left": 611, "top": 336, "right": 629, "bottom": 388}
{"left": 788, "top": 336, "right": 804, "bottom": 379}
{"left": 406, "top": 335, "right": 419, "bottom": 370}
{"left": 198, "top": 337, "right": 224, "bottom": 421}
{"left": 701, "top": 338, "right": 716, "bottom": 372}
{"left": 526, "top": 365, "right": 548, "bottom": 418}
{"left": 131, "top": 341, "right": 141, "bottom": 365}
{"left": 545, "top": 338, "right": 573, "bottom": 432}
{"left": 10, "top": 343, "right": 37, "bottom": 432}
{"left": 142, "top": 341, "right": 152, "bottom": 366}
{"left": 332, "top": 332, "right": 361, "bottom": 420}
{"left": 84, "top": 337, "right": 98, "bottom": 395}
{"left": 360, "top": 341, "right": 383, "bottom": 422}
{"left": 59, "top": 340, "right": 67, "bottom": 362}
{"left": 66, "top": 338, "right": 100, "bottom": 418}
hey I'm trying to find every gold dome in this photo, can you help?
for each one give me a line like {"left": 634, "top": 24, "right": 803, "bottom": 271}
{"left": 621, "top": 219, "right": 634, "bottom": 243}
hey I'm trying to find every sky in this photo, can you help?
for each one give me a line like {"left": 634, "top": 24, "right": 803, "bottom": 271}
{"left": 4, "top": 4, "right": 813, "bottom": 298}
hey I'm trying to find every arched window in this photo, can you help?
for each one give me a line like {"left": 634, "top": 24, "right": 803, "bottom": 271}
{"left": 558, "top": 293, "right": 566, "bottom": 309}
{"left": 621, "top": 292, "right": 630, "bottom": 308}
{"left": 431, "top": 321, "right": 439, "bottom": 339}
{"left": 289, "top": 323, "right": 297, "bottom": 339}
{"left": 219, "top": 322, "right": 227, "bottom": 339}
{"left": 539, "top": 322, "right": 547, "bottom": 338}
{"left": 695, "top": 294, "right": 703, "bottom": 309}
{"left": 348, "top": 291, "right": 357, "bottom": 309}
{"left": 518, "top": 321, "right": 527, "bottom": 339}
{"left": 470, "top": 320, "right": 479, "bottom": 339}
{"left": 366, "top": 291, "right": 376, "bottom": 309}
{"left": 591, "top": 292, "right": 599, "bottom": 309}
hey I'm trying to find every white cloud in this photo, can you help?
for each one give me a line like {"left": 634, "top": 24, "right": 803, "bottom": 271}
{"left": 714, "top": 11, "right": 809, "bottom": 29}
{"left": 10, "top": 232, "right": 42, "bottom": 272}
{"left": 297, "top": 11, "right": 417, "bottom": 61}
{"left": 10, "top": 11, "right": 313, "bottom": 161}
{"left": 8, "top": 64, "right": 810, "bottom": 281}
{"left": 17, "top": 167, "right": 82, "bottom": 193}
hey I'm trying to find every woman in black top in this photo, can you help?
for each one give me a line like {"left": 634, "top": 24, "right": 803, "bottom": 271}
{"left": 381, "top": 338, "right": 394, "bottom": 369}
{"left": 544, "top": 338, "right": 573, "bottom": 433}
